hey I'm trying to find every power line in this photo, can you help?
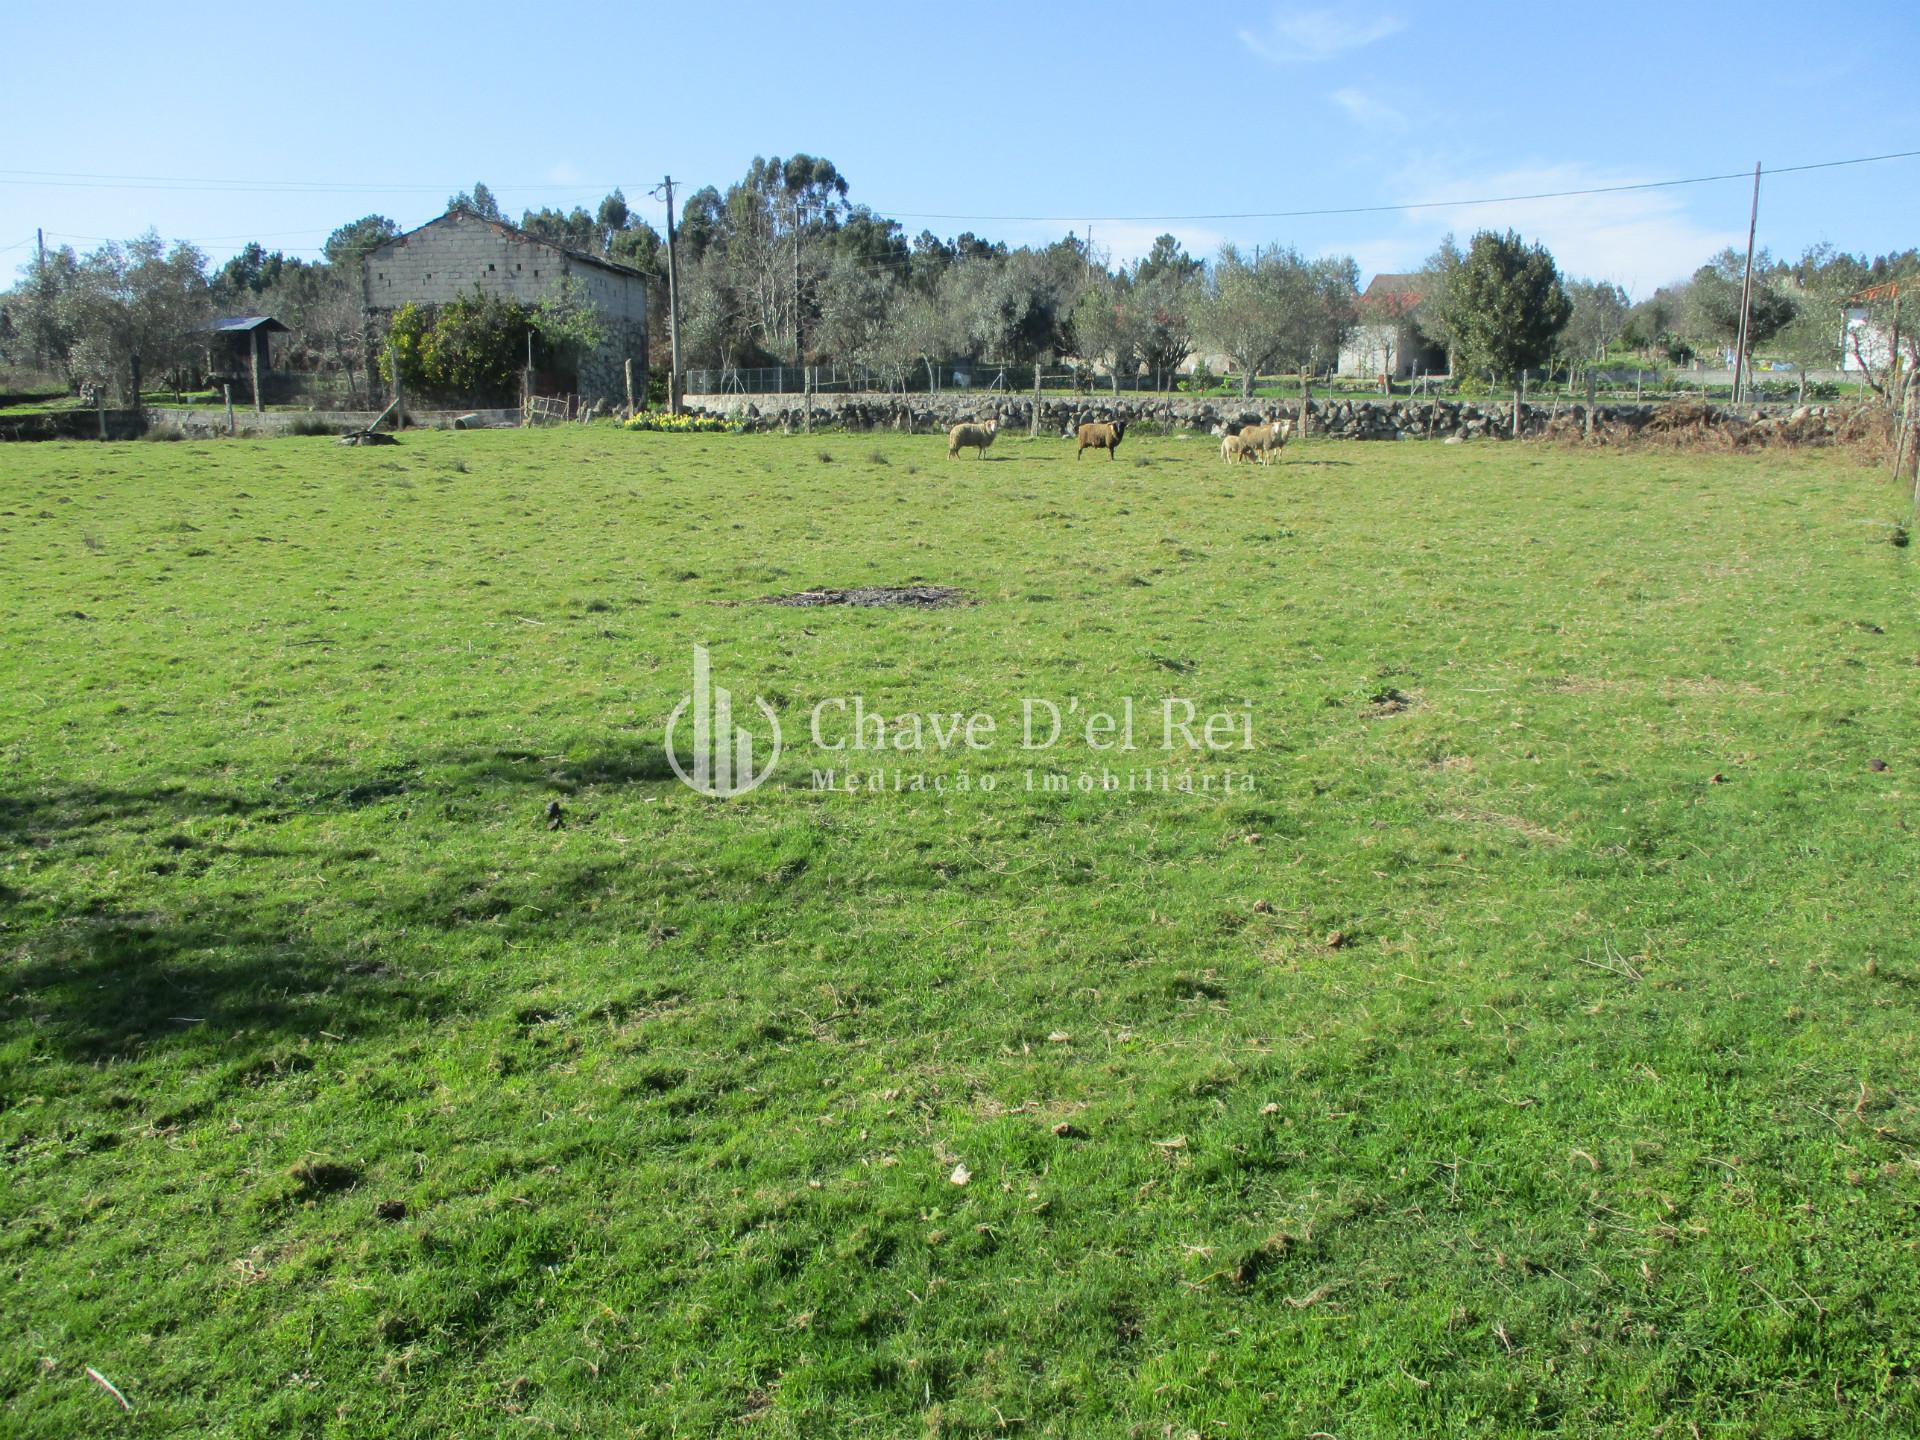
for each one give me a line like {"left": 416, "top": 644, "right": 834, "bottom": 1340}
{"left": 10, "top": 146, "right": 1914, "bottom": 285}
{"left": 43, "top": 227, "right": 336, "bottom": 245}
{"left": 3, "top": 147, "right": 1913, "bottom": 218}
{"left": 867, "top": 148, "right": 1920, "bottom": 225}
{"left": 0, "top": 169, "right": 623, "bottom": 196}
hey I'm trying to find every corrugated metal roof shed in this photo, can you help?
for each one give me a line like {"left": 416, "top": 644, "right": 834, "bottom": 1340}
{"left": 202, "top": 315, "right": 291, "bottom": 334}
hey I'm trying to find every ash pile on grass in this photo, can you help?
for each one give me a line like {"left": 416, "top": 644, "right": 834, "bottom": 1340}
{"left": 760, "top": 585, "right": 971, "bottom": 609}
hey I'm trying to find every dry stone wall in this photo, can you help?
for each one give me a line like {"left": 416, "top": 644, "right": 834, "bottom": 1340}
{"left": 680, "top": 391, "right": 1849, "bottom": 444}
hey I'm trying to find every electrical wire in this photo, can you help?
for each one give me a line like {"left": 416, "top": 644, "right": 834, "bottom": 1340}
{"left": 1, "top": 147, "right": 1913, "bottom": 221}
{"left": 868, "top": 149, "right": 1920, "bottom": 225}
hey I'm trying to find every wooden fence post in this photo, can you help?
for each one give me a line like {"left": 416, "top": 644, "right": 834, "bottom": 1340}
{"left": 388, "top": 345, "right": 404, "bottom": 430}
{"left": 1299, "top": 368, "right": 1311, "bottom": 438}
{"left": 1894, "top": 370, "right": 1918, "bottom": 489}
{"left": 1030, "top": 363, "right": 1042, "bottom": 438}
{"left": 625, "top": 358, "right": 635, "bottom": 417}
{"left": 1585, "top": 368, "right": 1597, "bottom": 440}
{"left": 251, "top": 330, "right": 264, "bottom": 414}
{"left": 223, "top": 384, "right": 234, "bottom": 436}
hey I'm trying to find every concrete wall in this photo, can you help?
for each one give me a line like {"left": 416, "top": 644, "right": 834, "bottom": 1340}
{"left": 363, "top": 213, "right": 646, "bottom": 407}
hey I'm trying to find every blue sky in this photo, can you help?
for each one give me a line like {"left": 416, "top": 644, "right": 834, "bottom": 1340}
{"left": 3, "top": 0, "right": 1915, "bottom": 298}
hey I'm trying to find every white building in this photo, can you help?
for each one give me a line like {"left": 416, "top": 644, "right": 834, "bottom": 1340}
{"left": 1841, "top": 307, "right": 1895, "bottom": 373}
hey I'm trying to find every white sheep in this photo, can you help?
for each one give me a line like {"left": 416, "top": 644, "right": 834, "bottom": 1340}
{"left": 947, "top": 418, "right": 998, "bottom": 459}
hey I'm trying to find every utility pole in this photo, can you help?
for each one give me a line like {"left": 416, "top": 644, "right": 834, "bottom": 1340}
{"left": 653, "top": 176, "right": 685, "bottom": 414}
{"left": 33, "top": 228, "right": 46, "bottom": 369}
{"left": 1732, "top": 161, "right": 1761, "bottom": 406}
{"left": 792, "top": 193, "right": 803, "bottom": 369}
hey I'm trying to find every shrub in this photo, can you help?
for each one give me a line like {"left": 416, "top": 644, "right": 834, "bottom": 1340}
{"left": 623, "top": 411, "right": 735, "bottom": 434}
{"left": 380, "top": 280, "right": 602, "bottom": 406}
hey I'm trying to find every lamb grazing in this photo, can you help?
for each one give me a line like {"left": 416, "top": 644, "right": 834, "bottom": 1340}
{"left": 1075, "top": 419, "right": 1127, "bottom": 460}
{"left": 1237, "top": 419, "right": 1293, "bottom": 465}
{"left": 947, "top": 417, "right": 998, "bottom": 459}
{"left": 1221, "top": 433, "right": 1250, "bottom": 463}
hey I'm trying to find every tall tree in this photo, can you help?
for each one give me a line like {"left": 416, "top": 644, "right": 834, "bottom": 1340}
{"left": 9, "top": 242, "right": 81, "bottom": 384}
{"left": 1621, "top": 290, "right": 1687, "bottom": 365}
{"left": 446, "top": 182, "right": 502, "bottom": 221}
{"left": 58, "top": 231, "right": 211, "bottom": 399}
{"left": 1070, "top": 274, "right": 1136, "bottom": 391}
{"left": 1197, "top": 245, "right": 1358, "bottom": 397}
{"left": 595, "top": 190, "right": 631, "bottom": 252}
{"left": 1132, "top": 236, "right": 1202, "bottom": 389}
{"left": 1562, "top": 279, "right": 1630, "bottom": 367}
{"left": 1682, "top": 248, "right": 1794, "bottom": 373}
{"left": 1414, "top": 234, "right": 1465, "bottom": 369}
{"left": 1442, "top": 230, "right": 1572, "bottom": 394}
{"left": 322, "top": 215, "right": 399, "bottom": 267}
{"left": 213, "top": 242, "right": 285, "bottom": 302}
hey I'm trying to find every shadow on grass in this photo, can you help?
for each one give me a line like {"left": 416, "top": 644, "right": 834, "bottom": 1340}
{"left": 0, "top": 741, "right": 678, "bottom": 1061}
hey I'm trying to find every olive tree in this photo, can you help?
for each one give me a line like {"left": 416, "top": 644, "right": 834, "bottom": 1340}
{"left": 1197, "top": 244, "right": 1358, "bottom": 398}
{"left": 1562, "top": 279, "right": 1630, "bottom": 370}
{"left": 1682, "top": 248, "right": 1795, "bottom": 380}
{"left": 59, "top": 232, "right": 211, "bottom": 400}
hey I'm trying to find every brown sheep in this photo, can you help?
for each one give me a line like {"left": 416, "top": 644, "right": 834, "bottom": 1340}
{"left": 1236, "top": 418, "right": 1292, "bottom": 465}
{"left": 1221, "top": 433, "right": 1250, "bottom": 463}
{"left": 947, "top": 418, "right": 998, "bottom": 459}
{"left": 1075, "top": 419, "right": 1127, "bottom": 460}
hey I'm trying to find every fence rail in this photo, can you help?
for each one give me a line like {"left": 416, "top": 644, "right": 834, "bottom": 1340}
{"left": 679, "top": 361, "right": 1868, "bottom": 407}
{"left": 681, "top": 363, "right": 1200, "bottom": 397}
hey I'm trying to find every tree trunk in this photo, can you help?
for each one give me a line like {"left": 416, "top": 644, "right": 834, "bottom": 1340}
{"left": 1512, "top": 384, "right": 1521, "bottom": 439}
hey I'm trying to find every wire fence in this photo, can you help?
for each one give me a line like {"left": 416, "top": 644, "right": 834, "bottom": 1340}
{"left": 681, "top": 362, "right": 1222, "bottom": 397}
{"left": 679, "top": 361, "right": 1872, "bottom": 407}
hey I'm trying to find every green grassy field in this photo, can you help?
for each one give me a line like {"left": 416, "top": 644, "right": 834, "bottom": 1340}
{"left": 2, "top": 426, "right": 1916, "bottom": 1437}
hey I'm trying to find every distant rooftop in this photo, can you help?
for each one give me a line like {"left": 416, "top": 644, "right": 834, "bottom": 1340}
{"left": 366, "top": 212, "right": 649, "bottom": 282}
{"left": 202, "top": 315, "right": 290, "bottom": 334}
{"left": 1362, "top": 273, "right": 1426, "bottom": 301}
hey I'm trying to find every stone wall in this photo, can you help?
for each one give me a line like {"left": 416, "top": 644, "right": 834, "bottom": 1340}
{"left": 0, "top": 406, "right": 523, "bottom": 441}
{"left": 142, "top": 406, "right": 523, "bottom": 438}
{"left": 363, "top": 213, "right": 646, "bottom": 408}
{"left": 680, "top": 391, "right": 1842, "bottom": 443}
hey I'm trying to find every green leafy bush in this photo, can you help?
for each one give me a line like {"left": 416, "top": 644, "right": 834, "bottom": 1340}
{"left": 378, "top": 281, "right": 604, "bottom": 405}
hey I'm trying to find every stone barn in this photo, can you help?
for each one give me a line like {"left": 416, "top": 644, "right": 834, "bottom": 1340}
{"left": 361, "top": 211, "right": 647, "bottom": 407}
{"left": 1338, "top": 273, "right": 1447, "bottom": 381}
